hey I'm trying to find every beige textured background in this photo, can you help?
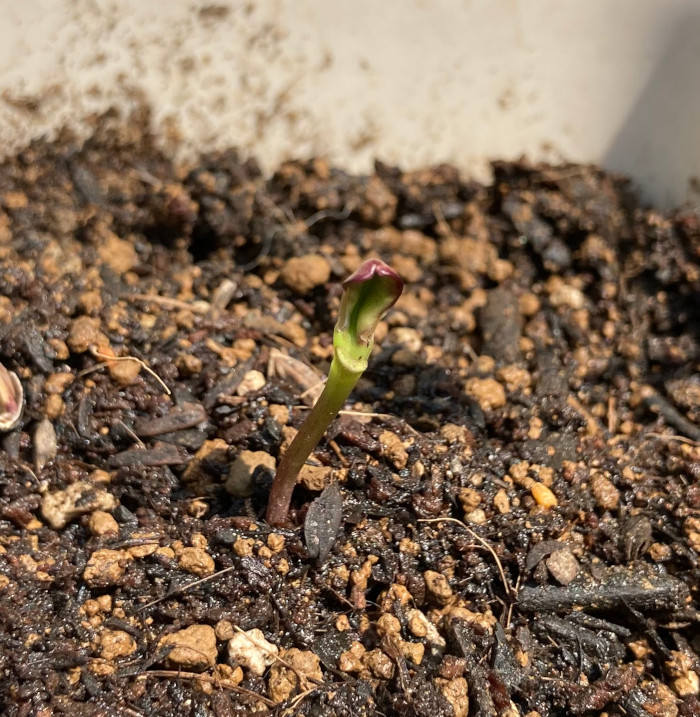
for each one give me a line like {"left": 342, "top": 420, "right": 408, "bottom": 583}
{"left": 1, "top": 0, "right": 699, "bottom": 207}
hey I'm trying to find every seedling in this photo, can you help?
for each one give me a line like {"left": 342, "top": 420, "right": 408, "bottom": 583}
{"left": 266, "top": 259, "right": 403, "bottom": 526}
{"left": 0, "top": 362, "right": 23, "bottom": 431}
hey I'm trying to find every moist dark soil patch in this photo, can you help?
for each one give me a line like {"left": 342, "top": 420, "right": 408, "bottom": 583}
{"left": 0, "top": 112, "right": 699, "bottom": 717}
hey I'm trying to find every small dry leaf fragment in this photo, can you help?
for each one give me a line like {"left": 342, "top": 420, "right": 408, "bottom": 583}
{"left": 0, "top": 362, "right": 23, "bottom": 431}
{"left": 208, "top": 278, "right": 238, "bottom": 315}
{"left": 304, "top": 482, "right": 343, "bottom": 563}
{"left": 34, "top": 417, "right": 57, "bottom": 472}
{"left": 267, "top": 348, "right": 324, "bottom": 405}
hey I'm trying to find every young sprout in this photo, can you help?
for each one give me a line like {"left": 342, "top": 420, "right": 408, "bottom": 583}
{"left": 0, "top": 362, "right": 23, "bottom": 431}
{"left": 266, "top": 259, "right": 403, "bottom": 526}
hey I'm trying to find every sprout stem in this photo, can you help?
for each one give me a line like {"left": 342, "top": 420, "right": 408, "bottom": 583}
{"left": 265, "top": 259, "right": 403, "bottom": 526}
{"left": 266, "top": 359, "right": 357, "bottom": 526}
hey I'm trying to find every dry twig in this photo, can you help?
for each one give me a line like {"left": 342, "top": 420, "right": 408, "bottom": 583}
{"left": 645, "top": 432, "right": 700, "bottom": 447}
{"left": 77, "top": 348, "right": 171, "bottom": 395}
{"left": 418, "top": 517, "right": 514, "bottom": 597}
{"left": 138, "top": 566, "right": 236, "bottom": 611}
{"left": 122, "top": 293, "right": 210, "bottom": 314}
{"left": 139, "top": 670, "right": 275, "bottom": 707}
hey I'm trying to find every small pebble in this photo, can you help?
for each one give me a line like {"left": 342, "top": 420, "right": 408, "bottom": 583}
{"left": 590, "top": 472, "right": 620, "bottom": 510}
{"left": 399, "top": 640, "right": 425, "bottom": 665}
{"left": 83, "top": 549, "right": 132, "bottom": 588}
{"left": 88, "top": 510, "right": 119, "bottom": 537}
{"left": 280, "top": 254, "right": 331, "bottom": 295}
{"left": 178, "top": 546, "right": 215, "bottom": 577}
{"left": 363, "top": 648, "right": 394, "bottom": 679}
{"left": 268, "top": 648, "right": 322, "bottom": 702}
{"left": 457, "top": 487, "right": 481, "bottom": 513}
{"left": 465, "top": 508, "right": 487, "bottom": 525}
{"left": 267, "top": 533, "right": 285, "bottom": 552}
{"left": 215, "top": 620, "right": 235, "bottom": 641}
{"left": 546, "top": 548, "right": 579, "bottom": 585}
{"left": 298, "top": 463, "right": 331, "bottom": 491}
{"left": 464, "top": 377, "right": 506, "bottom": 410}
{"left": 107, "top": 357, "right": 141, "bottom": 386}
{"left": 379, "top": 430, "right": 409, "bottom": 469}
{"left": 435, "top": 676, "right": 469, "bottom": 717}
{"left": 236, "top": 369, "right": 266, "bottom": 396}
{"left": 159, "top": 625, "right": 217, "bottom": 671}
{"left": 97, "top": 232, "right": 138, "bottom": 275}
{"left": 227, "top": 628, "right": 278, "bottom": 675}
{"left": 67, "top": 316, "right": 107, "bottom": 354}
{"left": 423, "top": 570, "right": 454, "bottom": 605}
{"left": 42, "top": 482, "right": 117, "bottom": 529}
{"left": 530, "top": 482, "right": 558, "bottom": 509}
{"left": 99, "top": 629, "right": 136, "bottom": 660}
{"left": 493, "top": 489, "right": 511, "bottom": 514}
{"left": 225, "top": 450, "right": 276, "bottom": 498}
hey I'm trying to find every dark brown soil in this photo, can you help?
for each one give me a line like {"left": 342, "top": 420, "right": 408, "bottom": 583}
{"left": 0, "top": 110, "right": 699, "bottom": 717}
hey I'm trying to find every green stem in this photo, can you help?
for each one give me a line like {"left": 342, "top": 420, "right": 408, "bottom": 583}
{"left": 265, "top": 358, "right": 359, "bottom": 526}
